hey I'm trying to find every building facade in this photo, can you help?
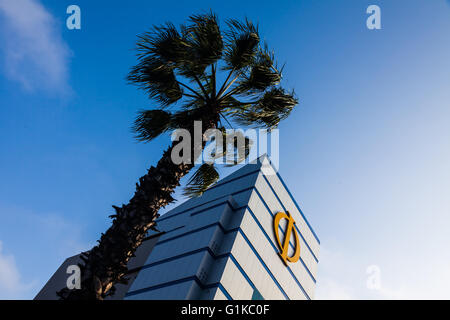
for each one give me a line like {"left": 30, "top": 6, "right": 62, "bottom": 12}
{"left": 35, "top": 156, "right": 320, "bottom": 300}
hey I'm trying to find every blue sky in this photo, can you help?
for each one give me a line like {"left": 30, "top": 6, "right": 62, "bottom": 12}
{"left": 0, "top": 0, "right": 449, "bottom": 299}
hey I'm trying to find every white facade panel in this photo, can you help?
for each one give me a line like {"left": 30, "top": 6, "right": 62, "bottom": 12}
{"left": 218, "top": 257, "right": 254, "bottom": 300}
{"left": 212, "top": 288, "right": 228, "bottom": 300}
{"left": 261, "top": 160, "right": 320, "bottom": 256}
{"left": 253, "top": 173, "right": 319, "bottom": 279}
{"left": 238, "top": 209, "right": 311, "bottom": 299}
{"left": 228, "top": 233, "right": 286, "bottom": 300}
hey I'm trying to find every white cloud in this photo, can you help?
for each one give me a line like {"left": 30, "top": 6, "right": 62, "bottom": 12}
{"left": 0, "top": 0, "right": 71, "bottom": 93}
{"left": 0, "top": 241, "right": 36, "bottom": 299}
{"left": 314, "top": 243, "right": 450, "bottom": 300}
{"left": 315, "top": 278, "right": 354, "bottom": 300}
{"left": 0, "top": 204, "right": 94, "bottom": 299}
{"left": 372, "top": 261, "right": 450, "bottom": 300}
{"left": 314, "top": 245, "right": 415, "bottom": 300}
{"left": 314, "top": 247, "right": 357, "bottom": 300}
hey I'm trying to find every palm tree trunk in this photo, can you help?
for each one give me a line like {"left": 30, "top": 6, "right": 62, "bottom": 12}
{"left": 58, "top": 120, "right": 214, "bottom": 300}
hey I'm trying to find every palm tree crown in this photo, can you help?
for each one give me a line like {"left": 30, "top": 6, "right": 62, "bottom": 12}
{"left": 128, "top": 12, "right": 297, "bottom": 196}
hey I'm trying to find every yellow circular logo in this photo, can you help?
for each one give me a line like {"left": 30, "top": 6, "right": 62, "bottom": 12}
{"left": 273, "top": 211, "right": 300, "bottom": 265}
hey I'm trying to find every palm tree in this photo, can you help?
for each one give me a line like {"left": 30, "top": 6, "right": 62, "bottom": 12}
{"left": 58, "top": 11, "right": 298, "bottom": 300}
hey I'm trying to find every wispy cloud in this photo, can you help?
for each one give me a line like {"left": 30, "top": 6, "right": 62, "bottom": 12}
{"left": 0, "top": 204, "right": 94, "bottom": 299}
{"left": 315, "top": 243, "right": 450, "bottom": 300}
{"left": 0, "top": 241, "right": 36, "bottom": 299}
{"left": 315, "top": 278, "right": 354, "bottom": 300}
{"left": 0, "top": 0, "right": 71, "bottom": 94}
{"left": 314, "top": 247, "right": 356, "bottom": 299}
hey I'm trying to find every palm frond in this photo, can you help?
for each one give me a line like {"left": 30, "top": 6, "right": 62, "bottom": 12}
{"left": 132, "top": 109, "right": 172, "bottom": 142}
{"left": 127, "top": 60, "right": 183, "bottom": 106}
{"left": 219, "top": 95, "right": 252, "bottom": 111}
{"left": 223, "top": 18, "right": 260, "bottom": 71}
{"left": 135, "top": 23, "right": 187, "bottom": 65}
{"left": 231, "top": 87, "right": 298, "bottom": 128}
{"left": 179, "top": 12, "right": 223, "bottom": 78}
{"left": 232, "top": 44, "right": 282, "bottom": 95}
{"left": 202, "top": 64, "right": 217, "bottom": 98}
{"left": 170, "top": 106, "right": 208, "bottom": 129}
{"left": 183, "top": 163, "right": 219, "bottom": 197}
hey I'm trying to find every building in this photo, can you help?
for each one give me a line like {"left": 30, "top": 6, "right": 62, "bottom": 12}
{"left": 35, "top": 156, "right": 320, "bottom": 300}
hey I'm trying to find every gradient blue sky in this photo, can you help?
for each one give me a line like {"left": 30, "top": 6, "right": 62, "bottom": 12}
{"left": 0, "top": 0, "right": 449, "bottom": 299}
